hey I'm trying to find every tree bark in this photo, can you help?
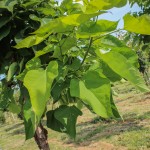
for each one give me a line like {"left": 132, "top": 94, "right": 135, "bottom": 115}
{"left": 34, "top": 123, "right": 50, "bottom": 150}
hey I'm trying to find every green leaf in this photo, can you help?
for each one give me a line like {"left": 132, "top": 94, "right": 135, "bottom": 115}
{"left": 77, "top": 20, "right": 118, "bottom": 38}
{"left": 93, "top": 35, "right": 138, "bottom": 66}
{"left": 17, "top": 58, "right": 41, "bottom": 81}
{"left": 0, "top": 26, "right": 11, "bottom": 41}
{"left": 0, "top": 88, "right": 13, "bottom": 110}
{"left": 25, "top": 57, "right": 41, "bottom": 70}
{"left": 110, "top": 92, "right": 121, "bottom": 118}
{"left": 35, "top": 45, "right": 53, "bottom": 58}
{"left": 0, "top": 16, "right": 11, "bottom": 28}
{"left": 124, "top": 14, "right": 150, "bottom": 35}
{"left": 21, "top": 0, "right": 40, "bottom": 8}
{"left": 23, "top": 100, "right": 36, "bottom": 140}
{"left": 46, "top": 110, "right": 66, "bottom": 132}
{"left": 0, "top": 0, "right": 18, "bottom": 13}
{"left": 29, "top": 14, "right": 51, "bottom": 26}
{"left": 24, "top": 61, "right": 58, "bottom": 120}
{"left": 54, "top": 105, "right": 82, "bottom": 138}
{"left": 70, "top": 71, "right": 120, "bottom": 118}
{"left": 85, "top": 0, "right": 110, "bottom": 13}
{"left": 61, "top": 37, "right": 77, "bottom": 54}
{"left": 36, "top": 7, "right": 56, "bottom": 16}
{"left": 8, "top": 102, "right": 21, "bottom": 114}
{"left": 51, "top": 82, "right": 65, "bottom": 102}
{"left": 33, "top": 12, "right": 101, "bottom": 35}
{"left": 14, "top": 34, "right": 50, "bottom": 49}
{"left": 100, "top": 61, "right": 122, "bottom": 82}
{"left": 7, "top": 62, "right": 18, "bottom": 81}
{"left": 85, "top": 0, "right": 127, "bottom": 13}
{"left": 96, "top": 50, "right": 150, "bottom": 92}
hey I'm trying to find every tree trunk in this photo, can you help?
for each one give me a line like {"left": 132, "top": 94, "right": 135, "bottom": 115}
{"left": 34, "top": 123, "right": 50, "bottom": 150}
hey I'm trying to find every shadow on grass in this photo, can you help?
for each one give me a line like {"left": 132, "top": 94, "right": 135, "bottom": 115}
{"left": 5, "top": 122, "right": 23, "bottom": 132}
{"left": 63, "top": 112, "right": 149, "bottom": 146}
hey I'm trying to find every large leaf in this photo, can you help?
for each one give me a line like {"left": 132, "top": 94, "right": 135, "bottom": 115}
{"left": 124, "top": 14, "right": 150, "bottom": 35}
{"left": 0, "top": 26, "right": 11, "bottom": 41}
{"left": 24, "top": 61, "right": 58, "bottom": 120}
{"left": 8, "top": 102, "right": 21, "bottom": 114}
{"left": 85, "top": 0, "right": 110, "bottom": 13}
{"left": 60, "top": 37, "right": 77, "bottom": 54}
{"left": 14, "top": 34, "right": 50, "bottom": 49}
{"left": 93, "top": 35, "right": 138, "bottom": 66}
{"left": 70, "top": 71, "right": 120, "bottom": 118}
{"left": 33, "top": 12, "right": 101, "bottom": 35}
{"left": 46, "top": 110, "right": 66, "bottom": 132}
{"left": 54, "top": 105, "right": 82, "bottom": 138}
{"left": 77, "top": 20, "right": 118, "bottom": 38}
{"left": 17, "top": 58, "right": 41, "bottom": 81}
{"left": 0, "top": 0, "right": 18, "bottom": 13}
{"left": 7, "top": 62, "right": 18, "bottom": 81}
{"left": 96, "top": 50, "right": 150, "bottom": 92}
{"left": 46, "top": 105, "right": 82, "bottom": 138}
{"left": 0, "top": 16, "right": 11, "bottom": 28}
{"left": 23, "top": 100, "right": 36, "bottom": 140}
{"left": 34, "top": 45, "right": 53, "bottom": 58}
{"left": 85, "top": 0, "right": 127, "bottom": 13}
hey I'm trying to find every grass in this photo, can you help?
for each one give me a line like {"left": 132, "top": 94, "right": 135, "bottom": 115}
{"left": 0, "top": 81, "right": 150, "bottom": 150}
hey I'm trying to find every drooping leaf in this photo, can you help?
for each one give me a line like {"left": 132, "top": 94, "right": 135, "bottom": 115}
{"left": 61, "top": 37, "right": 77, "bottom": 54}
{"left": 124, "top": 14, "right": 150, "bottom": 35}
{"left": 85, "top": 0, "right": 127, "bottom": 13}
{"left": 34, "top": 45, "right": 53, "bottom": 58}
{"left": 8, "top": 102, "right": 21, "bottom": 114}
{"left": 25, "top": 57, "right": 41, "bottom": 70}
{"left": 21, "top": 0, "right": 40, "bottom": 8}
{"left": 93, "top": 35, "right": 138, "bottom": 66}
{"left": 33, "top": 12, "right": 102, "bottom": 35}
{"left": 70, "top": 71, "right": 120, "bottom": 118}
{"left": 0, "top": 26, "right": 11, "bottom": 41}
{"left": 77, "top": 20, "right": 118, "bottom": 38}
{"left": 7, "top": 62, "right": 18, "bottom": 81}
{"left": 24, "top": 61, "right": 58, "bottom": 120}
{"left": 54, "top": 105, "right": 82, "bottom": 138}
{"left": 0, "top": 0, "right": 18, "bottom": 13}
{"left": 29, "top": 14, "right": 51, "bottom": 26}
{"left": 0, "top": 87, "right": 13, "bottom": 110}
{"left": 14, "top": 34, "right": 50, "bottom": 49}
{"left": 46, "top": 110, "right": 66, "bottom": 132}
{"left": 23, "top": 100, "right": 36, "bottom": 140}
{"left": 17, "top": 58, "right": 41, "bottom": 81}
{"left": 0, "top": 16, "right": 11, "bottom": 28}
{"left": 96, "top": 50, "right": 150, "bottom": 92}
{"left": 100, "top": 61, "right": 122, "bottom": 82}
{"left": 36, "top": 7, "right": 56, "bottom": 16}
{"left": 85, "top": 0, "right": 110, "bottom": 13}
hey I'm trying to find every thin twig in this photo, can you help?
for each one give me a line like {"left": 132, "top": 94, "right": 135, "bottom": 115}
{"left": 80, "top": 37, "right": 93, "bottom": 66}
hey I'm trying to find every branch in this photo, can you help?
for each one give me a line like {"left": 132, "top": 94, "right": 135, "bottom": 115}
{"left": 80, "top": 37, "right": 93, "bottom": 66}
{"left": 93, "top": 29, "right": 122, "bottom": 42}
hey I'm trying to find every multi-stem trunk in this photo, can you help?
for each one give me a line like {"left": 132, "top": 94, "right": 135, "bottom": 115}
{"left": 34, "top": 123, "right": 50, "bottom": 150}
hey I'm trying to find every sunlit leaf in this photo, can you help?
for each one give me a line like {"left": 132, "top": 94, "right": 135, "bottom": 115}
{"left": 7, "top": 62, "right": 18, "bottom": 81}
{"left": 96, "top": 50, "right": 150, "bottom": 92}
{"left": 70, "top": 71, "right": 121, "bottom": 118}
{"left": 77, "top": 20, "right": 118, "bottom": 38}
{"left": 24, "top": 61, "right": 58, "bottom": 120}
{"left": 124, "top": 14, "right": 150, "bottom": 35}
{"left": 14, "top": 34, "right": 50, "bottom": 49}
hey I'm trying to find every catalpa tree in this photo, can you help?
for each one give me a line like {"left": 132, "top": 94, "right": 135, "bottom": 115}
{"left": 0, "top": 0, "right": 149, "bottom": 149}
